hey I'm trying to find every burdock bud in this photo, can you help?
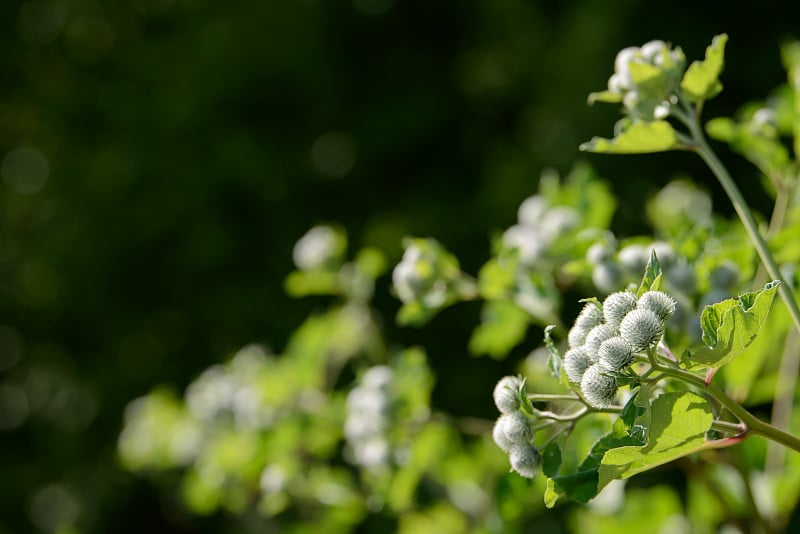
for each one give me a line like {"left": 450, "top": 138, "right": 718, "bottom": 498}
{"left": 563, "top": 346, "right": 593, "bottom": 384}
{"left": 492, "top": 418, "right": 514, "bottom": 452}
{"left": 584, "top": 323, "right": 619, "bottom": 361}
{"left": 598, "top": 336, "right": 634, "bottom": 372}
{"left": 618, "top": 244, "right": 649, "bottom": 275}
{"left": 592, "top": 262, "right": 624, "bottom": 294}
{"left": 569, "top": 302, "right": 604, "bottom": 348}
{"left": 580, "top": 365, "right": 618, "bottom": 408}
{"left": 517, "top": 195, "right": 549, "bottom": 226}
{"left": 574, "top": 302, "right": 604, "bottom": 330}
{"left": 509, "top": 443, "right": 541, "bottom": 479}
{"left": 602, "top": 291, "right": 638, "bottom": 328}
{"left": 493, "top": 376, "right": 523, "bottom": 414}
{"left": 586, "top": 242, "right": 615, "bottom": 265}
{"left": 619, "top": 308, "right": 664, "bottom": 352}
{"left": 498, "top": 411, "right": 532, "bottom": 445}
{"left": 638, "top": 291, "right": 677, "bottom": 321}
{"left": 709, "top": 261, "right": 740, "bottom": 290}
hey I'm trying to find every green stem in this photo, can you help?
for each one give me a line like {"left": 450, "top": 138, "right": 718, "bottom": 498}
{"left": 652, "top": 364, "right": 800, "bottom": 453}
{"left": 684, "top": 118, "right": 800, "bottom": 335}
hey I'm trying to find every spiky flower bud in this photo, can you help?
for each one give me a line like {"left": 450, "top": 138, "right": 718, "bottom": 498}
{"left": 509, "top": 443, "right": 541, "bottom": 479}
{"left": 598, "top": 336, "right": 634, "bottom": 372}
{"left": 584, "top": 323, "right": 619, "bottom": 361}
{"left": 709, "top": 261, "right": 740, "bottom": 290}
{"left": 586, "top": 241, "right": 615, "bottom": 265}
{"left": 517, "top": 195, "right": 549, "bottom": 226}
{"left": 667, "top": 261, "right": 697, "bottom": 295}
{"left": 568, "top": 302, "right": 604, "bottom": 348}
{"left": 592, "top": 262, "right": 624, "bottom": 294}
{"left": 563, "top": 346, "right": 593, "bottom": 384}
{"left": 580, "top": 365, "right": 618, "bottom": 408}
{"left": 493, "top": 376, "right": 523, "bottom": 414}
{"left": 619, "top": 308, "right": 664, "bottom": 352}
{"left": 618, "top": 244, "right": 649, "bottom": 275}
{"left": 638, "top": 291, "right": 677, "bottom": 321}
{"left": 602, "top": 291, "right": 638, "bottom": 328}
{"left": 492, "top": 418, "right": 514, "bottom": 452}
{"left": 498, "top": 411, "right": 532, "bottom": 445}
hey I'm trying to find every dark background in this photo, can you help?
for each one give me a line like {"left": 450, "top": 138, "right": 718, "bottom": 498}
{"left": 0, "top": 0, "right": 797, "bottom": 532}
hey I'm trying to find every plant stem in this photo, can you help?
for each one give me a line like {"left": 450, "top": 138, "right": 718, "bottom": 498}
{"left": 767, "top": 329, "right": 800, "bottom": 472}
{"left": 684, "top": 119, "right": 800, "bottom": 335}
{"left": 652, "top": 363, "right": 800, "bottom": 453}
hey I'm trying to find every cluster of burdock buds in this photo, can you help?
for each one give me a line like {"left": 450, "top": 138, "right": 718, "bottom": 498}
{"left": 491, "top": 376, "right": 541, "bottom": 479}
{"left": 502, "top": 194, "right": 580, "bottom": 268}
{"left": 344, "top": 366, "right": 395, "bottom": 470}
{"left": 591, "top": 40, "right": 686, "bottom": 122}
{"left": 563, "top": 290, "right": 676, "bottom": 407}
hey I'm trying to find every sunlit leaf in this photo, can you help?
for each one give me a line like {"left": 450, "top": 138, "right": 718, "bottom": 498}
{"left": 598, "top": 391, "right": 712, "bottom": 485}
{"left": 681, "top": 280, "right": 781, "bottom": 369}
{"left": 681, "top": 34, "right": 728, "bottom": 103}
{"left": 579, "top": 121, "right": 680, "bottom": 154}
{"left": 636, "top": 249, "right": 663, "bottom": 297}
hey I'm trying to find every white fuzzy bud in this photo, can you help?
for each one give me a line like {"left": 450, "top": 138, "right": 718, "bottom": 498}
{"left": 602, "top": 291, "right": 638, "bottom": 328}
{"left": 667, "top": 261, "right": 697, "bottom": 295}
{"left": 592, "top": 262, "right": 624, "bottom": 294}
{"left": 640, "top": 40, "right": 667, "bottom": 61}
{"left": 584, "top": 323, "right": 619, "bottom": 361}
{"left": 517, "top": 195, "right": 549, "bottom": 225}
{"left": 598, "top": 336, "right": 634, "bottom": 372}
{"left": 709, "top": 261, "right": 739, "bottom": 290}
{"left": 493, "top": 376, "right": 523, "bottom": 414}
{"left": 563, "top": 346, "right": 593, "bottom": 384}
{"left": 498, "top": 411, "right": 532, "bottom": 445}
{"left": 638, "top": 291, "right": 677, "bottom": 321}
{"left": 619, "top": 308, "right": 664, "bottom": 352}
{"left": 502, "top": 225, "right": 548, "bottom": 266}
{"left": 540, "top": 206, "right": 580, "bottom": 241}
{"left": 574, "top": 302, "right": 604, "bottom": 330}
{"left": 618, "top": 244, "right": 649, "bottom": 275}
{"left": 361, "top": 365, "right": 394, "bottom": 391}
{"left": 568, "top": 324, "right": 590, "bottom": 349}
{"left": 509, "top": 444, "right": 541, "bottom": 479}
{"left": 492, "top": 418, "right": 514, "bottom": 452}
{"left": 586, "top": 242, "right": 615, "bottom": 265}
{"left": 580, "top": 365, "right": 618, "bottom": 408}
{"left": 293, "top": 225, "right": 341, "bottom": 271}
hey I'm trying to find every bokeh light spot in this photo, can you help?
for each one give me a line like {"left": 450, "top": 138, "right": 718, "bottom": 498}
{"left": 1, "top": 146, "right": 49, "bottom": 195}
{"left": 311, "top": 131, "right": 357, "bottom": 179}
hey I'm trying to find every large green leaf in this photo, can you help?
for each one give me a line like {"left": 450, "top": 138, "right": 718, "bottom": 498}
{"left": 598, "top": 391, "right": 712, "bottom": 486}
{"left": 681, "top": 34, "right": 728, "bottom": 103}
{"left": 579, "top": 121, "right": 680, "bottom": 154}
{"left": 545, "top": 391, "right": 713, "bottom": 507}
{"left": 680, "top": 280, "right": 781, "bottom": 369}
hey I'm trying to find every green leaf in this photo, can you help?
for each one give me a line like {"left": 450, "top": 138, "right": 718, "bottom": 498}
{"left": 396, "top": 301, "right": 438, "bottom": 327}
{"left": 477, "top": 257, "right": 517, "bottom": 300}
{"left": 681, "top": 280, "right": 782, "bottom": 369}
{"left": 468, "top": 301, "right": 530, "bottom": 359}
{"left": 636, "top": 249, "right": 663, "bottom": 297}
{"left": 681, "top": 34, "right": 728, "bottom": 103}
{"left": 587, "top": 90, "right": 623, "bottom": 105}
{"left": 598, "top": 391, "right": 712, "bottom": 486}
{"left": 284, "top": 271, "right": 340, "bottom": 297}
{"left": 542, "top": 438, "right": 563, "bottom": 478}
{"left": 543, "top": 325, "right": 563, "bottom": 381}
{"left": 545, "top": 389, "right": 713, "bottom": 507}
{"left": 580, "top": 121, "right": 680, "bottom": 154}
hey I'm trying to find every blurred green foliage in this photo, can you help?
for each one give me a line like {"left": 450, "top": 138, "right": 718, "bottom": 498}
{"left": 2, "top": 0, "right": 800, "bottom": 532}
